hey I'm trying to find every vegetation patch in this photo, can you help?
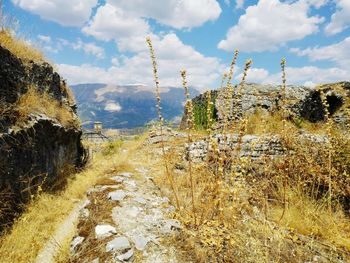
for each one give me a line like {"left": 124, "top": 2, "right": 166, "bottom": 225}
{"left": 0, "top": 29, "right": 45, "bottom": 63}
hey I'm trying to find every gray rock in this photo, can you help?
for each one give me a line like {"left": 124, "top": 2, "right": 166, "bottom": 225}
{"left": 119, "top": 172, "right": 133, "bottom": 178}
{"left": 106, "top": 236, "right": 131, "bottom": 252}
{"left": 132, "top": 234, "right": 149, "bottom": 251}
{"left": 134, "top": 196, "right": 147, "bottom": 205}
{"left": 95, "top": 224, "right": 117, "bottom": 239}
{"left": 108, "top": 190, "right": 127, "bottom": 201}
{"left": 70, "top": 236, "right": 84, "bottom": 253}
{"left": 161, "top": 219, "right": 182, "bottom": 234}
{"left": 81, "top": 208, "right": 90, "bottom": 218}
{"left": 116, "top": 248, "right": 134, "bottom": 261}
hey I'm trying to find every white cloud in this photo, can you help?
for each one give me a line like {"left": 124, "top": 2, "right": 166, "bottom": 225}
{"left": 290, "top": 36, "right": 350, "bottom": 68}
{"left": 82, "top": 3, "right": 150, "bottom": 52}
{"left": 325, "top": 0, "right": 350, "bottom": 35}
{"left": 58, "top": 38, "right": 105, "bottom": 59}
{"left": 105, "top": 102, "right": 122, "bottom": 112}
{"left": 38, "top": 35, "right": 51, "bottom": 44}
{"left": 236, "top": 68, "right": 269, "bottom": 83}
{"left": 12, "top": 0, "right": 98, "bottom": 27}
{"left": 58, "top": 33, "right": 224, "bottom": 91}
{"left": 108, "top": 0, "right": 222, "bottom": 29}
{"left": 232, "top": 65, "right": 349, "bottom": 86}
{"left": 236, "top": 0, "right": 244, "bottom": 9}
{"left": 218, "top": 0, "right": 324, "bottom": 52}
{"left": 83, "top": 0, "right": 221, "bottom": 52}
{"left": 263, "top": 66, "right": 349, "bottom": 86}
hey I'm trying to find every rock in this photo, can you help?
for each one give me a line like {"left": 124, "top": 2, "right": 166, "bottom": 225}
{"left": 112, "top": 176, "right": 125, "bottom": 183}
{"left": 119, "top": 172, "right": 133, "bottom": 178}
{"left": 161, "top": 219, "right": 182, "bottom": 234}
{"left": 131, "top": 234, "right": 149, "bottom": 251}
{"left": 95, "top": 224, "right": 117, "bottom": 239}
{"left": 108, "top": 190, "right": 127, "bottom": 201}
{"left": 91, "top": 258, "right": 99, "bottom": 263}
{"left": 116, "top": 248, "right": 134, "bottom": 261}
{"left": 181, "top": 82, "right": 350, "bottom": 129}
{"left": 82, "top": 199, "right": 91, "bottom": 208}
{"left": 134, "top": 196, "right": 147, "bottom": 205}
{"left": 106, "top": 236, "right": 130, "bottom": 252}
{"left": 80, "top": 208, "right": 90, "bottom": 218}
{"left": 70, "top": 236, "right": 84, "bottom": 253}
{"left": 124, "top": 180, "right": 137, "bottom": 190}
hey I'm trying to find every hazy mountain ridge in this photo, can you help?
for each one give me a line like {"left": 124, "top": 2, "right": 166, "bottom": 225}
{"left": 71, "top": 83, "right": 200, "bottom": 129}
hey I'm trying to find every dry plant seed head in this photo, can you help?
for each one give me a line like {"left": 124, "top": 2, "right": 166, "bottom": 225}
{"left": 181, "top": 70, "right": 194, "bottom": 131}
{"left": 146, "top": 37, "right": 180, "bottom": 209}
{"left": 180, "top": 69, "right": 196, "bottom": 224}
{"left": 206, "top": 91, "right": 213, "bottom": 134}
{"left": 227, "top": 49, "right": 239, "bottom": 86}
{"left": 220, "top": 72, "right": 228, "bottom": 89}
{"left": 280, "top": 58, "right": 287, "bottom": 135}
{"left": 240, "top": 59, "right": 253, "bottom": 86}
{"left": 146, "top": 37, "right": 163, "bottom": 125}
{"left": 319, "top": 87, "right": 334, "bottom": 206}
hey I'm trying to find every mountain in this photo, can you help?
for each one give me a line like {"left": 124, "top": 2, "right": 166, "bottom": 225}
{"left": 70, "top": 83, "right": 200, "bottom": 129}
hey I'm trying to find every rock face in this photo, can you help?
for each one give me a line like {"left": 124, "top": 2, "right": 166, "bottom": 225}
{"left": 0, "top": 45, "right": 85, "bottom": 228}
{"left": 182, "top": 82, "right": 350, "bottom": 128}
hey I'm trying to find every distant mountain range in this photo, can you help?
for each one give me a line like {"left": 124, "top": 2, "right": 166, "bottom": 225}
{"left": 70, "top": 84, "right": 200, "bottom": 129}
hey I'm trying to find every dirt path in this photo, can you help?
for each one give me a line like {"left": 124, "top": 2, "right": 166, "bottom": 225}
{"left": 67, "top": 145, "right": 187, "bottom": 263}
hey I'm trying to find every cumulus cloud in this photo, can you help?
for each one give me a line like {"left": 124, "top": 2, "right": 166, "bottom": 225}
{"left": 235, "top": 68, "right": 269, "bottom": 83}
{"left": 12, "top": 0, "right": 98, "bottom": 27}
{"left": 290, "top": 36, "right": 350, "bottom": 68}
{"left": 83, "top": 0, "right": 221, "bottom": 52}
{"left": 107, "top": 0, "right": 222, "bottom": 29}
{"left": 325, "top": 0, "right": 350, "bottom": 35}
{"left": 83, "top": 3, "right": 150, "bottom": 41}
{"left": 71, "top": 39, "right": 105, "bottom": 59}
{"left": 263, "top": 66, "right": 349, "bottom": 86}
{"left": 232, "top": 65, "right": 349, "bottom": 87}
{"left": 218, "top": 0, "right": 324, "bottom": 52}
{"left": 58, "top": 33, "right": 224, "bottom": 91}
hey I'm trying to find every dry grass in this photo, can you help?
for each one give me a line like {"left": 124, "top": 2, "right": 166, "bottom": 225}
{"left": 145, "top": 41, "right": 350, "bottom": 262}
{"left": 0, "top": 138, "right": 142, "bottom": 263}
{"left": 0, "top": 29, "right": 45, "bottom": 63}
{"left": 148, "top": 131, "right": 350, "bottom": 262}
{"left": 15, "top": 85, "right": 80, "bottom": 129}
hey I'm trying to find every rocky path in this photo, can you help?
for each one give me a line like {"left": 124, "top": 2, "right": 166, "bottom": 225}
{"left": 68, "top": 147, "right": 186, "bottom": 263}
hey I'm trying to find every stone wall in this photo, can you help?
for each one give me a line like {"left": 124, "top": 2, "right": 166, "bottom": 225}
{"left": 181, "top": 82, "right": 350, "bottom": 129}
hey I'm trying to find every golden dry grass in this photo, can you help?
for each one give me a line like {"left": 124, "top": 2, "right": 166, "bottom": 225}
{"left": 0, "top": 138, "right": 143, "bottom": 263}
{"left": 148, "top": 131, "right": 350, "bottom": 262}
{"left": 15, "top": 85, "right": 80, "bottom": 129}
{"left": 0, "top": 29, "right": 45, "bottom": 63}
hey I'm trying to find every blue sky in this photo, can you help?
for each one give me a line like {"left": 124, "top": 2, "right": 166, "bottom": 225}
{"left": 4, "top": 0, "right": 350, "bottom": 91}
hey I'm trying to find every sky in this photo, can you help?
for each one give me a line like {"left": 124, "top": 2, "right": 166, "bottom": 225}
{"left": 3, "top": 0, "right": 350, "bottom": 91}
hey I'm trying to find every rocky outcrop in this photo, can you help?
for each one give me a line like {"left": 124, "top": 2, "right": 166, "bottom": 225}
{"left": 0, "top": 44, "right": 85, "bottom": 228}
{"left": 182, "top": 82, "right": 350, "bottom": 129}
